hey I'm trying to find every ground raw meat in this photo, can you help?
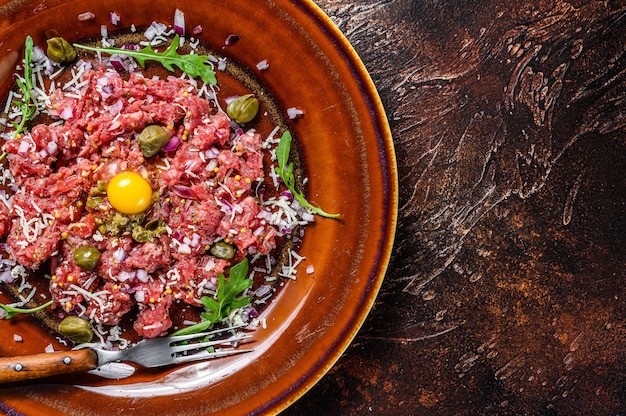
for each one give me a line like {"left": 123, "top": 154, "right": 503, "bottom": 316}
{"left": 0, "top": 64, "right": 279, "bottom": 338}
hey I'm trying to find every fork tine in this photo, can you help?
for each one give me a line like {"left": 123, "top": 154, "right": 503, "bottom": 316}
{"left": 170, "top": 333, "right": 253, "bottom": 355}
{"left": 173, "top": 348, "right": 255, "bottom": 364}
{"left": 167, "top": 324, "right": 249, "bottom": 343}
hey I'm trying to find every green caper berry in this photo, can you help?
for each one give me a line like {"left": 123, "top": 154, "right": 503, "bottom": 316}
{"left": 209, "top": 241, "right": 236, "bottom": 260}
{"left": 58, "top": 315, "right": 93, "bottom": 343}
{"left": 226, "top": 94, "right": 259, "bottom": 124}
{"left": 73, "top": 246, "right": 101, "bottom": 270}
{"left": 137, "top": 125, "right": 170, "bottom": 158}
{"left": 46, "top": 37, "right": 77, "bottom": 64}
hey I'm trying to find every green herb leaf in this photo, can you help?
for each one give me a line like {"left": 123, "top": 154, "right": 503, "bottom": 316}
{"left": 74, "top": 34, "right": 217, "bottom": 85}
{"left": 171, "top": 259, "right": 253, "bottom": 336}
{"left": 0, "top": 300, "right": 54, "bottom": 319}
{"left": 12, "top": 35, "right": 37, "bottom": 137}
{"left": 276, "top": 131, "right": 340, "bottom": 218}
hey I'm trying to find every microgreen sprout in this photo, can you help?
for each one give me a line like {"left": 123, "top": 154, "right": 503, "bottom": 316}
{"left": 0, "top": 299, "right": 54, "bottom": 319}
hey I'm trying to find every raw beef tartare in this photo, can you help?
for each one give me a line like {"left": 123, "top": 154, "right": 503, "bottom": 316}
{"left": 0, "top": 32, "right": 316, "bottom": 342}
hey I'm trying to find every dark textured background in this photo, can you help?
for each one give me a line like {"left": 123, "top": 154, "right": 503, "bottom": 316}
{"left": 286, "top": 1, "right": 625, "bottom": 414}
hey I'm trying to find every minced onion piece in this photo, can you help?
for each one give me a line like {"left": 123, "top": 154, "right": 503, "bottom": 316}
{"left": 112, "top": 247, "right": 126, "bottom": 262}
{"left": 136, "top": 269, "right": 149, "bottom": 283}
{"left": 287, "top": 107, "right": 304, "bottom": 119}
{"left": 192, "top": 25, "right": 203, "bottom": 35}
{"left": 174, "top": 9, "right": 185, "bottom": 36}
{"left": 162, "top": 136, "right": 181, "bottom": 152}
{"left": 110, "top": 11, "right": 120, "bottom": 25}
{"left": 144, "top": 21, "right": 167, "bottom": 41}
{"left": 256, "top": 60, "right": 270, "bottom": 71}
{"left": 78, "top": 11, "right": 95, "bottom": 21}
{"left": 225, "top": 34, "right": 240, "bottom": 46}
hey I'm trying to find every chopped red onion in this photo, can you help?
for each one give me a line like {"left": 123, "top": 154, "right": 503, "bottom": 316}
{"left": 178, "top": 243, "right": 192, "bottom": 254}
{"left": 171, "top": 185, "right": 197, "bottom": 199}
{"left": 220, "top": 199, "right": 233, "bottom": 213}
{"left": 46, "top": 141, "right": 58, "bottom": 155}
{"left": 192, "top": 25, "right": 203, "bottom": 35}
{"left": 101, "top": 25, "right": 108, "bottom": 39}
{"left": 301, "top": 212, "right": 315, "bottom": 222}
{"left": 109, "top": 54, "right": 135, "bottom": 73}
{"left": 204, "top": 147, "right": 220, "bottom": 159}
{"left": 78, "top": 11, "right": 95, "bottom": 21}
{"left": 112, "top": 247, "right": 126, "bottom": 262}
{"left": 110, "top": 11, "right": 121, "bottom": 25}
{"left": 59, "top": 107, "right": 74, "bottom": 120}
{"left": 134, "top": 290, "right": 145, "bottom": 303}
{"left": 17, "top": 140, "right": 30, "bottom": 155}
{"left": 162, "top": 136, "right": 181, "bottom": 152}
{"left": 144, "top": 22, "right": 167, "bottom": 41}
{"left": 13, "top": 334, "right": 23, "bottom": 342}
{"left": 118, "top": 270, "right": 135, "bottom": 282}
{"left": 174, "top": 9, "right": 185, "bottom": 36}
{"left": 248, "top": 308, "right": 260, "bottom": 319}
{"left": 306, "top": 265, "right": 315, "bottom": 274}
{"left": 256, "top": 60, "right": 270, "bottom": 71}
{"left": 280, "top": 190, "right": 294, "bottom": 202}
{"left": 217, "top": 57, "right": 227, "bottom": 72}
{"left": 287, "top": 107, "right": 304, "bottom": 119}
{"left": 32, "top": 46, "right": 56, "bottom": 74}
{"left": 225, "top": 34, "right": 240, "bottom": 46}
{"left": 206, "top": 159, "right": 219, "bottom": 172}
{"left": 0, "top": 258, "right": 16, "bottom": 284}
{"left": 254, "top": 284, "right": 272, "bottom": 297}
{"left": 136, "top": 269, "right": 149, "bottom": 283}
{"left": 105, "top": 100, "right": 123, "bottom": 116}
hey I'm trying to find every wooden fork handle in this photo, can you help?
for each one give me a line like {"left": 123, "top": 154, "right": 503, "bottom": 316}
{"left": 0, "top": 349, "right": 98, "bottom": 383}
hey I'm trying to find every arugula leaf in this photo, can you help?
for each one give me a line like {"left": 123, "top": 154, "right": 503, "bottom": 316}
{"left": 276, "top": 131, "right": 340, "bottom": 218}
{"left": 0, "top": 300, "right": 54, "bottom": 319}
{"left": 13, "top": 35, "right": 37, "bottom": 136}
{"left": 74, "top": 34, "right": 217, "bottom": 85}
{"left": 172, "top": 259, "right": 253, "bottom": 336}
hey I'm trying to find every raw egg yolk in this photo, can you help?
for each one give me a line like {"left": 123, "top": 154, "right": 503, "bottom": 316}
{"left": 107, "top": 171, "right": 153, "bottom": 214}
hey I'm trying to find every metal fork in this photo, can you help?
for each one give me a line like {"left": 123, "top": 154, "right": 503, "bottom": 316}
{"left": 0, "top": 325, "right": 253, "bottom": 383}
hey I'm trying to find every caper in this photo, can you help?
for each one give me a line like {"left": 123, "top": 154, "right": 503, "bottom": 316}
{"left": 226, "top": 94, "right": 259, "bottom": 124}
{"left": 208, "top": 241, "right": 236, "bottom": 260}
{"left": 59, "top": 315, "right": 93, "bottom": 343}
{"left": 137, "top": 125, "right": 170, "bottom": 158}
{"left": 73, "top": 246, "right": 101, "bottom": 270}
{"left": 46, "top": 37, "right": 77, "bottom": 64}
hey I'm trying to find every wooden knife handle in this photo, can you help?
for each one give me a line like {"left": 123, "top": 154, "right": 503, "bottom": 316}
{"left": 0, "top": 349, "right": 98, "bottom": 383}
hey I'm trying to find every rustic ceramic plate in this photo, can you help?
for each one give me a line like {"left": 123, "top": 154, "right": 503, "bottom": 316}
{"left": 0, "top": 0, "right": 396, "bottom": 414}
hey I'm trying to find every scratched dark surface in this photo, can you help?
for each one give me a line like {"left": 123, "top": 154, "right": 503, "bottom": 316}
{"left": 285, "top": 1, "right": 626, "bottom": 415}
